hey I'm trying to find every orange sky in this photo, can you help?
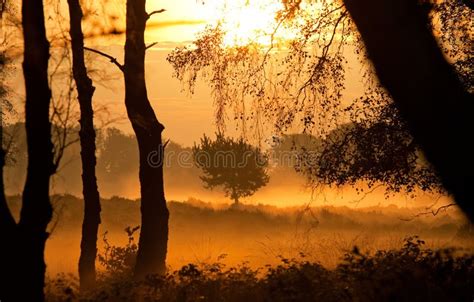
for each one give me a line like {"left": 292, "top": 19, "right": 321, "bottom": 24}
{"left": 2, "top": 0, "right": 455, "bottom": 208}
{"left": 4, "top": 0, "right": 365, "bottom": 147}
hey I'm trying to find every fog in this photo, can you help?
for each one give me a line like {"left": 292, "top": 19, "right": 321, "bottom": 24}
{"left": 4, "top": 195, "right": 470, "bottom": 277}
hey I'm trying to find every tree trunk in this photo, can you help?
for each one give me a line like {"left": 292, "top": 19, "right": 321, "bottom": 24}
{"left": 67, "top": 0, "right": 101, "bottom": 291}
{"left": 231, "top": 191, "right": 239, "bottom": 206}
{"left": 343, "top": 0, "right": 474, "bottom": 221}
{"left": 0, "top": 142, "right": 13, "bottom": 229}
{"left": 16, "top": 0, "right": 54, "bottom": 300}
{"left": 124, "top": 0, "right": 169, "bottom": 278}
{"left": 0, "top": 81, "right": 15, "bottom": 239}
{"left": 0, "top": 6, "right": 16, "bottom": 299}
{"left": 0, "top": 114, "right": 17, "bottom": 301}
{"left": 0, "top": 0, "right": 14, "bottom": 235}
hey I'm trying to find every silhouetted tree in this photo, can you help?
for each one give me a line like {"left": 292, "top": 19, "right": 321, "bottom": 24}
{"left": 0, "top": 104, "right": 12, "bottom": 302}
{"left": 67, "top": 0, "right": 101, "bottom": 290}
{"left": 1, "top": 0, "right": 73, "bottom": 299}
{"left": 0, "top": 6, "right": 17, "bottom": 299}
{"left": 0, "top": 7, "right": 11, "bottom": 230}
{"left": 123, "top": 0, "right": 168, "bottom": 279}
{"left": 0, "top": 104, "right": 7, "bottom": 234}
{"left": 342, "top": 0, "right": 473, "bottom": 221}
{"left": 193, "top": 134, "right": 269, "bottom": 205}
{"left": 295, "top": 91, "right": 443, "bottom": 196}
{"left": 10, "top": 0, "right": 55, "bottom": 300}
{"left": 86, "top": 1, "right": 169, "bottom": 278}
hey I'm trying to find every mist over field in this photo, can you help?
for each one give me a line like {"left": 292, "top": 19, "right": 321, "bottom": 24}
{"left": 3, "top": 124, "right": 455, "bottom": 208}
{"left": 5, "top": 195, "right": 473, "bottom": 277}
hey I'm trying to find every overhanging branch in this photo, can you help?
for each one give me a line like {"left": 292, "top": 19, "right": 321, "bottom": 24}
{"left": 147, "top": 9, "right": 166, "bottom": 20}
{"left": 84, "top": 46, "right": 124, "bottom": 72}
{"left": 400, "top": 203, "right": 457, "bottom": 221}
{"left": 146, "top": 42, "right": 158, "bottom": 50}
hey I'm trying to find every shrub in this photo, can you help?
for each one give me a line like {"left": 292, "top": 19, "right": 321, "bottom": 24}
{"left": 45, "top": 234, "right": 473, "bottom": 302}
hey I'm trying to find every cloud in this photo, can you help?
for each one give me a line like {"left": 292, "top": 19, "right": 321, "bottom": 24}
{"left": 147, "top": 20, "right": 207, "bottom": 29}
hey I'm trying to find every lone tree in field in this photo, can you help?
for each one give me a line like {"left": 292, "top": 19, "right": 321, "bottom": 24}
{"left": 193, "top": 134, "right": 269, "bottom": 205}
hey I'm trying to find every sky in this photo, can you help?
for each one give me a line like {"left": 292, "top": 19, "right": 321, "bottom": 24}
{"left": 5, "top": 0, "right": 367, "bottom": 147}
{"left": 125, "top": 0, "right": 286, "bottom": 45}
{"left": 4, "top": 0, "right": 361, "bottom": 146}
{"left": 6, "top": 0, "right": 297, "bottom": 146}
{"left": 2, "top": 0, "right": 455, "bottom": 208}
{"left": 85, "top": 0, "right": 306, "bottom": 146}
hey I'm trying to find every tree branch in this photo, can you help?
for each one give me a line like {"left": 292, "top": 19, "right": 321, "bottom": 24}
{"left": 146, "top": 42, "right": 158, "bottom": 50}
{"left": 417, "top": 203, "right": 457, "bottom": 217}
{"left": 147, "top": 9, "right": 166, "bottom": 20}
{"left": 84, "top": 46, "right": 124, "bottom": 72}
{"left": 400, "top": 203, "right": 457, "bottom": 221}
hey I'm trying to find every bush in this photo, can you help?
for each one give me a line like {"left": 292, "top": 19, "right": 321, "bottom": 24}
{"left": 98, "top": 226, "right": 139, "bottom": 279}
{"left": 337, "top": 236, "right": 474, "bottom": 302}
{"left": 45, "top": 235, "right": 473, "bottom": 302}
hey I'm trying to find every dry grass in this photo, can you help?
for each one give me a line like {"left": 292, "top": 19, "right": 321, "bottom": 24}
{"left": 6, "top": 195, "right": 472, "bottom": 276}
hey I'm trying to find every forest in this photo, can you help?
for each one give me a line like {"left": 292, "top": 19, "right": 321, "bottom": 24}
{"left": 0, "top": 0, "right": 473, "bottom": 301}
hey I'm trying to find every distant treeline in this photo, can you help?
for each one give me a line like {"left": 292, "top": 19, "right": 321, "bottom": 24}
{"left": 2, "top": 123, "right": 306, "bottom": 198}
{"left": 3, "top": 123, "right": 200, "bottom": 196}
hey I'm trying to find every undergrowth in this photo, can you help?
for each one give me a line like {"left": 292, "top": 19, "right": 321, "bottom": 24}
{"left": 45, "top": 229, "right": 473, "bottom": 302}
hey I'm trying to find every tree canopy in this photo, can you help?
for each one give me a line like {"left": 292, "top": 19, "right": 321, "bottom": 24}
{"left": 193, "top": 134, "right": 269, "bottom": 205}
{"left": 168, "top": 0, "right": 471, "bottom": 198}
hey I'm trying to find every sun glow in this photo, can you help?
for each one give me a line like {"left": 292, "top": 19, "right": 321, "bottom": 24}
{"left": 207, "top": 0, "right": 287, "bottom": 47}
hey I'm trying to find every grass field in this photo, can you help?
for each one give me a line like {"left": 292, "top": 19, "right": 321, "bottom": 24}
{"left": 7, "top": 195, "right": 473, "bottom": 275}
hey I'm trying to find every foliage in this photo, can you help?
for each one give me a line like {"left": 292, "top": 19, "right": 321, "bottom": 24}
{"left": 338, "top": 236, "right": 474, "bottom": 301}
{"left": 96, "top": 128, "right": 137, "bottom": 179}
{"left": 431, "top": 0, "right": 473, "bottom": 93}
{"left": 168, "top": 1, "right": 352, "bottom": 136}
{"left": 97, "top": 226, "right": 139, "bottom": 279}
{"left": 193, "top": 134, "right": 269, "bottom": 204}
{"left": 45, "top": 236, "right": 474, "bottom": 301}
{"left": 168, "top": 0, "right": 470, "bottom": 198}
{"left": 295, "top": 90, "right": 444, "bottom": 196}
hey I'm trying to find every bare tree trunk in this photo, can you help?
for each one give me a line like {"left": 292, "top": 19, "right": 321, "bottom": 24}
{"left": 0, "top": 52, "right": 15, "bottom": 240}
{"left": 343, "top": 0, "right": 474, "bottom": 221}
{"left": 0, "top": 110, "right": 16, "bottom": 301}
{"left": 0, "top": 3, "right": 17, "bottom": 299}
{"left": 0, "top": 0, "right": 13, "bottom": 233}
{"left": 16, "top": 0, "right": 54, "bottom": 300}
{"left": 124, "top": 0, "right": 169, "bottom": 278}
{"left": 0, "top": 137, "right": 13, "bottom": 228}
{"left": 67, "top": 0, "right": 101, "bottom": 291}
